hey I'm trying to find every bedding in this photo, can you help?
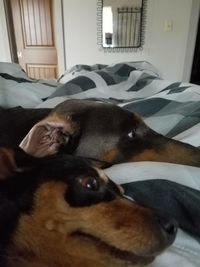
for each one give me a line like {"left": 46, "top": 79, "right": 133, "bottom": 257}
{"left": 0, "top": 62, "right": 58, "bottom": 108}
{"left": 1, "top": 61, "right": 200, "bottom": 266}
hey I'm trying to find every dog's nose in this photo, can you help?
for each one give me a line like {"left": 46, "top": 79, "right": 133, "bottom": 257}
{"left": 157, "top": 216, "right": 178, "bottom": 244}
{"left": 158, "top": 217, "right": 177, "bottom": 235}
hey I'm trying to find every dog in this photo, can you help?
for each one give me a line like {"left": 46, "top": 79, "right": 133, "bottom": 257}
{"left": 1, "top": 99, "right": 200, "bottom": 167}
{"left": 0, "top": 147, "right": 177, "bottom": 267}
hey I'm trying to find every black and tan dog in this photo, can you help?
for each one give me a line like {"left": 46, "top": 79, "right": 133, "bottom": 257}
{"left": 1, "top": 99, "right": 200, "bottom": 167}
{"left": 0, "top": 147, "right": 177, "bottom": 267}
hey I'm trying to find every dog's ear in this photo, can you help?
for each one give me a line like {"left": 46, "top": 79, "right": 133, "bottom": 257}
{"left": 20, "top": 113, "right": 79, "bottom": 157}
{"left": 0, "top": 147, "right": 38, "bottom": 179}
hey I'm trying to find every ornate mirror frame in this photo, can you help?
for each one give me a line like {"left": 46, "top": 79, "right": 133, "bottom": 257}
{"left": 97, "top": 0, "right": 147, "bottom": 52}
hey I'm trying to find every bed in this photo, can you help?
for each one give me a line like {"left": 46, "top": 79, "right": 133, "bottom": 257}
{"left": 0, "top": 61, "right": 200, "bottom": 266}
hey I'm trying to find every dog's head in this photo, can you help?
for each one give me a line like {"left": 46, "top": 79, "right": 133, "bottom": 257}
{"left": 20, "top": 99, "right": 200, "bottom": 168}
{"left": 0, "top": 148, "right": 177, "bottom": 267}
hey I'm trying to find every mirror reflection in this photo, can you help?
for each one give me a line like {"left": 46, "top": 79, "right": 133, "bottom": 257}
{"left": 102, "top": 0, "right": 143, "bottom": 48}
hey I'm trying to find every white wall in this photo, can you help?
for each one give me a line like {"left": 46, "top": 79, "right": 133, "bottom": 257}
{"left": 0, "top": 0, "right": 11, "bottom": 62}
{"left": 63, "top": 0, "right": 146, "bottom": 70}
{"left": 147, "top": 0, "right": 199, "bottom": 81}
{"left": 63, "top": 0, "right": 199, "bottom": 81}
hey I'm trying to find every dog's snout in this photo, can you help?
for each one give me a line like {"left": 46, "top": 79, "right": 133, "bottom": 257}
{"left": 157, "top": 216, "right": 177, "bottom": 243}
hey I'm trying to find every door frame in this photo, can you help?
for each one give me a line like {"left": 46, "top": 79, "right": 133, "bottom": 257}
{"left": 3, "top": 0, "right": 17, "bottom": 63}
{"left": 182, "top": 0, "right": 200, "bottom": 82}
{"left": 52, "top": 0, "right": 66, "bottom": 76}
{"left": 3, "top": 0, "right": 66, "bottom": 77}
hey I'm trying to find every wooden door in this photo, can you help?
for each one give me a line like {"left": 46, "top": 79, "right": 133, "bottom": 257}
{"left": 10, "top": 0, "right": 58, "bottom": 79}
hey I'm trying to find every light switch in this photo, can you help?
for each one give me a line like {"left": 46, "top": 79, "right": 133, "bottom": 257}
{"left": 164, "top": 20, "right": 173, "bottom": 32}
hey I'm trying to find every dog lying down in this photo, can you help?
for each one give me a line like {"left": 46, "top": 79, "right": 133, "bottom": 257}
{"left": 0, "top": 148, "right": 177, "bottom": 267}
{"left": 1, "top": 99, "right": 200, "bottom": 167}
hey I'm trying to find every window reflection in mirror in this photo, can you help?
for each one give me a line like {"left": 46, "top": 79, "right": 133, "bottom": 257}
{"left": 102, "top": 0, "right": 143, "bottom": 48}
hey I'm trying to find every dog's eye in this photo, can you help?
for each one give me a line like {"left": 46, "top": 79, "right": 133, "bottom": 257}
{"left": 79, "top": 176, "right": 99, "bottom": 191}
{"left": 127, "top": 130, "right": 136, "bottom": 138}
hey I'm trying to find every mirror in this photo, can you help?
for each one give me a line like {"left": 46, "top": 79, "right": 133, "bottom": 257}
{"left": 100, "top": 0, "right": 146, "bottom": 49}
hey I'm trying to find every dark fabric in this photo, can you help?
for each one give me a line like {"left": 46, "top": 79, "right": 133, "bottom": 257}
{"left": 0, "top": 73, "right": 32, "bottom": 83}
{"left": 67, "top": 76, "right": 96, "bottom": 89}
{"left": 114, "top": 64, "right": 137, "bottom": 77}
{"left": 96, "top": 71, "right": 116, "bottom": 85}
{"left": 122, "top": 179, "right": 200, "bottom": 240}
{"left": 123, "top": 98, "right": 172, "bottom": 117}
{"left": 127, "top": 74, "right": 160, "bottom": 92}
{"left": 49, "top": 76, "right": 96, "bottom": 98}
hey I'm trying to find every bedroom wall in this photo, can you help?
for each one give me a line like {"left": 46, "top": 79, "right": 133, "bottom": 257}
{"left": 63, "top": 0, "right": 146, "bottom": 70}
{"left": 0, "top": 0, "right": 11, "bottom": 62}
{"left": 147, "top": 0, "right": 199, "bottom": 82}
{"left": 63, "top": 0, "right": 199, "bottom": 81}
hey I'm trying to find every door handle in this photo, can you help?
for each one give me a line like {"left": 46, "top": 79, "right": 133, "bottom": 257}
{"left": 17, "top": 51, "right": 22, "bottom": 58}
